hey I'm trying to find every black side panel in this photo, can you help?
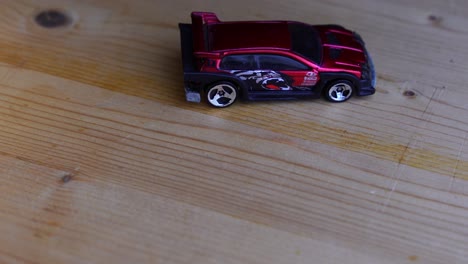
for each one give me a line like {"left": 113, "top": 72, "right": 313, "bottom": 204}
{"left": 179, "top": 23, "right": 196, "bottom": 73}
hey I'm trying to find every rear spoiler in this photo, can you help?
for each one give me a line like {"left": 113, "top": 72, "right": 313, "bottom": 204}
{"left": 191, "top": 12, "right": 220, "bottom": 52}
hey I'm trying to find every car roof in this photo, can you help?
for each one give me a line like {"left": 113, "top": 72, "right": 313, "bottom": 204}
{"left": 207, "top": 21, "right": 292, "bottom": 52}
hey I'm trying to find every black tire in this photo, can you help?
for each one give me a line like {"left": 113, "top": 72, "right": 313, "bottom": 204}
{"left": 206, "top": 82, "right": 238, "bottom": 108}
{"left": 324, "top": 80, "right": 354, "bottom": 102}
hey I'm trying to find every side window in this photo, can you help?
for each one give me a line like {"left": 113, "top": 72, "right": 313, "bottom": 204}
{"left": 257, "top": 54, "right": 309, "bottom": 71}
{"left": 219, "top": 55, "right": 255, "bottom": 70}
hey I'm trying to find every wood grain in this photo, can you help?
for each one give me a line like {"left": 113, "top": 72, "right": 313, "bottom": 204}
{"left": 0, "top": 0, "right": 466, "bottom": 263}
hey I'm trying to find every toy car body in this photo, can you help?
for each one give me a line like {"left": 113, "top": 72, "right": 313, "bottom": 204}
{"left": 179, "top": 12, "right": 376, "bottom": 107}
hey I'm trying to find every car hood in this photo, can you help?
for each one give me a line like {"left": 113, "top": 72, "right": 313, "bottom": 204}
{"left": 314, "top": 25, "right": 366, "bottom": 70}
{"left": 321, "top": 46, "right": 366, "bottom": 70}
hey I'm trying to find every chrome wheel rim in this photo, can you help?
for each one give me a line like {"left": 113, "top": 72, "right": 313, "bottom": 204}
{"left": 207, "top": 84, "right": 237, "bottom": 107}
{"left": 329, "top": 83, "right": 352, "bottom": 102}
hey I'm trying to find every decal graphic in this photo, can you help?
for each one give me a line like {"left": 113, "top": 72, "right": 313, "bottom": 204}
{"left": 302, "top": 72, "right": 318, "bottom": 86}
{"left": 231, "top": 70, "right": 292, "bottom": 91}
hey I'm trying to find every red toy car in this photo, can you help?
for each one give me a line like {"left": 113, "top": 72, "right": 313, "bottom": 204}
{"left": 179, "top": 12, "right": 375, "bottom": 107}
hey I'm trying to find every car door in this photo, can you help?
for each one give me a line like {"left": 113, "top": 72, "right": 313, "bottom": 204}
{"left": 218, "top": 54, "right": 259, "bottom": 91}
{"left": 254, "top": 54, "right": 319, "bottom": 98}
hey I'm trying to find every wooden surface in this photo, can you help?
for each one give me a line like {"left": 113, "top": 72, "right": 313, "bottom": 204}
{"left": 0, "top": 0, "right": 467, "bottom": 263}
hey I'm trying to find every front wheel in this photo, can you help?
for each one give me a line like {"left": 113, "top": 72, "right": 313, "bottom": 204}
{"left": 324, "top": 80, "right": 354, "bottom": 102}
{"left": 206, "top": 82, "right": 238, "bottom": 108}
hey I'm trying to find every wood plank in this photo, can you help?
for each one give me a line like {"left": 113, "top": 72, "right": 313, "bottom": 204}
{"left": 0, "top": 0, "right": 466, "bottom": 263}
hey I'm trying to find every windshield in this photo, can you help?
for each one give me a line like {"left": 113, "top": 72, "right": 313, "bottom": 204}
{"left": 288, "top": 22, "right": 322, "bottom": 65}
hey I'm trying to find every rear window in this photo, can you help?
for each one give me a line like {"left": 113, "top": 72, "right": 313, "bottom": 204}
{"left": 219, "top": 55, "right": 255, "bottom": 70}
{"left": 288, "top": 23, "right": 321, "bottom": 64}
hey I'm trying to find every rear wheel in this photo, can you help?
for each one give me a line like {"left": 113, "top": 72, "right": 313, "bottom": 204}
{"left": 206, "top": 82, "right": 238, "bottom": 108}
{"left": 325, "top": 80, "right": 354, "bottom": 102}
